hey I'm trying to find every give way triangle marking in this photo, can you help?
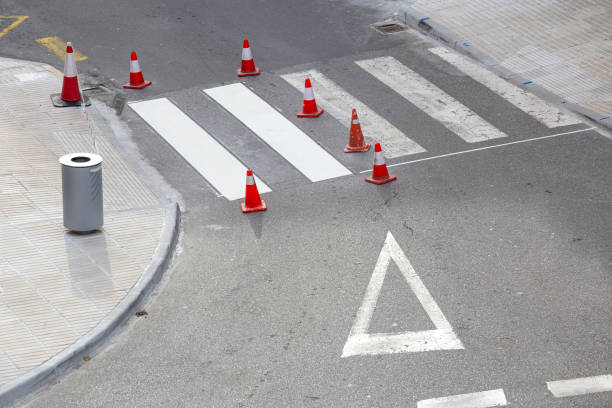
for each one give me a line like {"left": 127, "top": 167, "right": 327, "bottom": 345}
{"left": 342, "top": 231, "right": 464, "bottom": 357}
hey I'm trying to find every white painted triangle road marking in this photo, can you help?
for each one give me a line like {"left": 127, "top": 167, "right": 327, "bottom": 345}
{"left": 342, "top": 231, "right": 463, "bottom": 357}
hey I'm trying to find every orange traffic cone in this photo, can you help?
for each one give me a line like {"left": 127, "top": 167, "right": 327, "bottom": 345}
{"left": 51, "top": 42, "right": 90, "bottom": 107}
{"left": 124, "top": 51, "right": 152, "bottom": 89}
{"left": 344, "top": 109, "right": 371, "bottom": 152}
{"left": 297, "top": 78, "right": 324, "bottom": 117}
{"left": 241, "top": 169, "right": 267, "bottom": 213}
{"left": 237, "top": 39, "right": 260, "bottom": 77}
{"left": 365, "top": 142, "right": 396, "bottom": 184}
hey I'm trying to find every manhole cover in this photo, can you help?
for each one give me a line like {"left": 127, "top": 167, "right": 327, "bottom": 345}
{"left": 373, "top": 21, "right": 409, "bottom": 35}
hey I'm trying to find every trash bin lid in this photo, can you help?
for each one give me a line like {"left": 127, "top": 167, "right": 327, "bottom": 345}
{"left": 59, "top": 153, "right": 103, "bottom": 168}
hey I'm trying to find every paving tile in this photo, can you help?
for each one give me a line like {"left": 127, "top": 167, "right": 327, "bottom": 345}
{"left": 0, "top": 58, "right": 165, "bottom": 388}
{"left": 411, "top": 0, "right": 611, "bottom": 117}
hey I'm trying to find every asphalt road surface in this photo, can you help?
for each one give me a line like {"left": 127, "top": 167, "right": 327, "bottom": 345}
{"left": 1, "top": 0, "right": 610, "bottom": 407}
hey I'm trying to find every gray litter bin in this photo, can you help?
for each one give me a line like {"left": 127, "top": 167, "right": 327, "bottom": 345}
{"left": 59, "top": 152, "right": 103, "bottom": 232}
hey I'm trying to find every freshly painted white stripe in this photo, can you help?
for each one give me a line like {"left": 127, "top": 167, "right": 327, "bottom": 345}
{"left": 547, "top": 374, "right": 612, "bottom": 398}
{"left": 355, "top": 56, "right": 507, "bottom": 143}
{"left": 358, "top": 127, "right": 595, "bottom": 173}
{"left": 130, "top": 59, "right": 141, "bottom": 73}
{"left": 281, "top": 69, "right": 426, "bottom": 158}
{"left": 342, "top": 231, "right": 463, "bottom": 357}
{"left": 128, "top": 97, "right": 271, "bottom": 200}
{"left": 429, "top": 47, "right": 581, "bottom": 128}
{"left": 417, "top": 389, "right": 508, "bottom": 408}
{"left": 204, "top": 83, "right": 351, "bottom": 182}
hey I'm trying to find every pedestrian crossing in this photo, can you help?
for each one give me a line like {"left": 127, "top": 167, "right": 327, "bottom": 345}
{"left": 355, "top": 56, "right": 507, "bottom": 143}
{"left": 128, "top": 48, "right": 583, "bottom": 201}
{"left": 428, "top": 47, "right": 581, "bottom": 128}
{"left": 280, "top": 69, "right": 426, "bottom": 158}
{"left": 203, "top": 83, "right": 351, "bottom": 182}
{"left": 128, "top": 97, "right": 271, "bottom": 200}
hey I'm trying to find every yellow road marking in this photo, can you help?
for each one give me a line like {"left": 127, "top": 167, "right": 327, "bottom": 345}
{"left": 0, "top": 15, "right": 28, "bottom": 38}
{"left": 36, "top": 36, "right": 88, "bottom": 61}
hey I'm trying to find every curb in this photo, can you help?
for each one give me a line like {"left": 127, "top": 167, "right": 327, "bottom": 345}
{"left": 0, "top": 202, "right": 181, "bottom": 408}
{"left": 399, "top": 6, "right": 612, "bottom": 133}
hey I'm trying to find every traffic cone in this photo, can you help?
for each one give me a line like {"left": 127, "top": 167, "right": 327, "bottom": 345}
{"left": 344, "top": 109, "right": 371, "bottom": 152}
{"left": 123, "top": 51, "right": 152, "bottom": 89}
{"left": 241, "top": 169, "right": 267, "bottom": 213}
{"left": 51, "top": 42, "right": 90, "bottom": 107}
{"left": 297, "top": 78, "right": 324, "bottom": 117}
{"left": 365, "top": 142, "right": 396, "bottom": 184}
{"left": 237, "top": 39, "right": 260, "bottom": 77}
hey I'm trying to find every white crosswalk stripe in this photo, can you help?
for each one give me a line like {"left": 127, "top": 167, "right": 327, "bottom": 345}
{"left": 355, "top": 56, "right": 507, "bottom": 143}
{"left": 417, "top": 389, "right": 508, "bottom": 408}
{"left": 129, "top": 51, "right": 588, "bottom": 198}
{"left": 280, "top": 69, "right": 426, "bottom": 158}
{"left": 204, "top": 83, "right": 352, "bottom": 182}
{"left": 429, "top": 47, "right": 580, "bottom": 128}
{"left": 547, "top": 374, "right": 612, "bottom": 398}
{"left": 128, "top": 97, "right": 271, "bottom": 200}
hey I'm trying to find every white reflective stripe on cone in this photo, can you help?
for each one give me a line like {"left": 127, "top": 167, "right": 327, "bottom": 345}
{"left": 374, "top": 150, "right": 385, "bottom": 166}
{"left": 303, "top": 86, "right": 314, "bottom": 101}
{"left": 130, "top": 59, "right": 141, "bottom": 73}
{"left": 64, "top": 52, "right": 77, "bottom": 77}
{"left": 246, "top": 175, "right": 255, "bottom": 185}
{"left": 352, "top": 119, "right": 359, "bottom": 125}
{"left": 242, "top": 47, "right": 253, "bottom": 61}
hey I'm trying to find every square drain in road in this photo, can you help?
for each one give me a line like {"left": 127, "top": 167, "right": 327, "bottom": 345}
{"left": 372, "top": 21, "right": 409, "bottom": 35}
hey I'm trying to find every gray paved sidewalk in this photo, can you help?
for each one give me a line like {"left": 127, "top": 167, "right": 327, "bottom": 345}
{"left": 400, "top": 0, "right": 611, "bottom": 125}
{"left": 0, "top": 57, "right": 175, "bottom": 396}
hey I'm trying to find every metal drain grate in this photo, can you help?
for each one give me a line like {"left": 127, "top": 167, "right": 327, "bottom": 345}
{"left": 373, "top": 22, "right": 409, "bottom": 35}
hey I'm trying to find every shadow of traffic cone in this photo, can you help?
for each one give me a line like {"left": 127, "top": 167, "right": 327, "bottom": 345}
{"left": 124, "top": 51, "right": 152, "bottom": 89}
{"left": 238, "top": 39, "right": 260, "bottom": 77}
{"left": 51, "top": 42, "right": 90, "bottom": 107}
{"left": 241, "top": 169, "right": 267, "bottom": 213}
{"left": 344, "top": 108, "right": 371, "bottom": 152}
{"left": 297, "top": 78, "right": 324, "bottom": 117}
{"left": 365, "top": 142, "right": 396, "bottom": 184}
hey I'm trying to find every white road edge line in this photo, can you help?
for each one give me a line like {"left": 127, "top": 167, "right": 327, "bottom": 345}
{"left": 280, "top": 69, "right": 426, "bottom": 158}
{"left": 355, "top": 56, "right": 507, "bottom": 143}
{"left": 341, "top": 231, "right": 463, "bottom": 357}
{"left": 204, "top": 83, "right": 351, "bottom": 183}
{"left": 359, "top": 127, "right": 595, "bottom": 173}
{"left": 429, "top": 47, "right": 581, "bottom": 128}
{"left": 417, "top": 389, "right": 508, "bottom": 408}
{"left": 547, "top": 374, "right": 612, "bottom": 398}
{"left": 128, "top": 97, "right": 271, "bottom": 201}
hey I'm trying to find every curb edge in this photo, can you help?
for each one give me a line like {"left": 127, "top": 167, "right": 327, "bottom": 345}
{"left": 0, "top": 202, "right": 181, "bottom": 408}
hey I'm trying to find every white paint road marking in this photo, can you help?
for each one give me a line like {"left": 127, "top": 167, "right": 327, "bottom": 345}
{"left": 429, "top": 47, "right": 581, "bottom": 128}
{"left": 355, "top": 56, "right": 507, "bottom": 143}
{"left": 547, "top": 374, "right": 612, "bottom": 398}
{"left": 417, "top": 389, "right": 508, "bottom": 408}
{"left": 280, "top": 69, "right": 426, "bottom": 158}
{"left": 128, "top": 98, "right": 271, "bottom": 200}
{"left": 342, "top": 231, "right": 463, "bottom": 357}
{"left": 204, "top": 83, "right": 352, "bottom": 182}
{"left": 358, "top": 127, "right": 595, "bottom": 173}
